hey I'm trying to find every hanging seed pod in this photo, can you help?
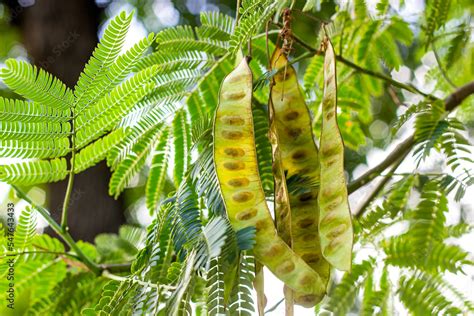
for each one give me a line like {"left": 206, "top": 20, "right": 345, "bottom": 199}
{"left": 268, "top": 92, "right": 296, "bottom": 308}
{"left": 269, "top": 48, "right": 330, "bottom": 307}
{"left": 318, "top": 38, "right": 353, "bottom": 271}
{"left": 213, "top": 57, "right": 326, "bottom": 298}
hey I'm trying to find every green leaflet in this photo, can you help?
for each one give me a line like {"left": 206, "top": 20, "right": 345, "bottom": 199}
{"left": 0, "top": 59, "right": 74, "bottom": 111}
{"left": 74, "top": 33, "right": 155, "bottom": 117}
{"left": 229, "top": 0, "right": 279, "bottom": 53}
{"left": 269, "top": 48, "right": 330, "bottom": 307}
{"left": 0, "top": 138, "right": 70, "bottom": 159}
{"left": 13, "top": 206, "right": 37, "bottom": 251}
{"left": 0, "top": 121, "right": 70, "bottom": 141}
{"left": 323, "top": 259, "right": 374, "bottom": 315}
{"left": 109, "top": 125, "right": 163, "bottom": 199}
{"left": 74, "top": 129, "right": 126, "bottom": 173}
{"left": 136, "top": 50, "right": 214, "bottom": 73}
{"left": 228, "top": 253, "right": 256, "bottom": 316}
{"left": 206, "top": 257, "right": 226, "bottom": 315}
{"left": 214, "top": 57, "right": 325, "bottom": 298}
{"left": 0, "top": 158, "right": 68, "bottom": 185}
{"left": 156, "top": 25, "right": 227, "bottom": 56}
{"left": 74, "top": 11, "right": 134, "bottom": 113}
{"left": 0, "top": 97, "right": 70, "bottom": 122}
{"left": 399, "top": 274, "right": 461, "bottom": 316}
{"left": 146, "top": 126, "right": 171, "bottom": 212}
{"left": 318, "top": 38, "right": 353, "bottom": 271}
{"left": 173, "top": 109, "right": 191, "bottom": 187}
{"left": 107, "top": 101, "right": 176, "bottom": 170}
{"left": 75, "top": 66, "right": 159, "bottom": 148}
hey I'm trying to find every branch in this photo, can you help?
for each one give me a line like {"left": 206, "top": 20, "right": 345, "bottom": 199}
{"left": 353, "top": 156, "right": 405, "bottom": 219}
{"left": 284, "top": 25, "right": 436, "bottom": 98}
{"left": 348, "top": 80, "right": 474, "bottom": 196}
{"left": 11, "top": 185, "right": 100, "bottom": 274}
{"left": 445, "top": 81, "right": 474, "bottom": 111}
{"left": 335, "top": 56, "right": 433, "bottom": 98}
{"left": 347, "top": 135, "right": 414, "bottom": 194}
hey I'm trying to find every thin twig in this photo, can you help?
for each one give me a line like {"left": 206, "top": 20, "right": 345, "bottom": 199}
{"left": 265, "top": 298, "right": 285, "bottom": 314}
{"left": 235, "top": 0, "right": 242, "bottom": 25}
{"left": 354, "top": 155, "right": 407, "bottom": 218}
{"left": 11, "top": 185, "right": 100, "bottom": 274}
{"left": 347, "top": 135, "right": 414, "bottom": 194}
{"left": 431, "top": 42, "right": 457, "bottom": 89}
{"left": 280, "top": 25, "right": 436, "bottom": 99}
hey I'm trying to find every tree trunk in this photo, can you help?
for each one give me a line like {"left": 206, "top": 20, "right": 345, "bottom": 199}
{"left": 5, "top": 0, "right": 125, "bottom": 242}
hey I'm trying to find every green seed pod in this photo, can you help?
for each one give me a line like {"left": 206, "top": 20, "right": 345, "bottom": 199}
{"left": 318, "top": 38, "right": 353, "bottom": 271}
{"left": 214, "top": 57, "right": 326, "bottom": 298}
{"left": 269, "top": 48, "right": 330, "bottom": 306}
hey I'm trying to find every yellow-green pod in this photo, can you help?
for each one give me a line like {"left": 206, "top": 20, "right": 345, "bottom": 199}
{"left": 213, "top": 57, "right": 325, "bottom": 298}
{"left": 268, "top": 94, "right": 297, "bottom": 308}
{"left": 318, "top": 38, "right": 353, "bottom": 271}
{"left": 269, "top": 48, "right": 330, "bottom": 306}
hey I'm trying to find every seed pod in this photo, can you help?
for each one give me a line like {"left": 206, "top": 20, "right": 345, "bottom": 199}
{"left": 214, "top": 57, "right": 326, "bottom": 298}
{"left": 318, "top": 38, "right": 353, "bottom": 271}
{"left": 269, "top": 48, "right": 330, "bottom": 306}
{"left": 268, "top": 87, "right": 296, "bottom": 308}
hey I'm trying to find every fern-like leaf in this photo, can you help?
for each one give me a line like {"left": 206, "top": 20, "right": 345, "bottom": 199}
{"left": 13, "top": 206, "right": 37, "bottom": 251}
{"left": 399, "top": 273, "right": 461, "bottom": 316}
{"left": 206, "top": 257, "right": 226, "bottom": 315}
{"left": 75, "top": 66, "right": 158, "bottom": 148}
{"left": 323, "top": 259, "right": 375, "bottom": 315}
{"left": 146, "top": 127, "right": 171, "bottom": 212}
{"left": 0, "top": 158, "right": 68, "bottom": 185}
{"left": 0, "top": 59, "right": 74, "bottom": 110}
{"left": 0, "top": 121, "right": 71, "bottom": 141}
{"left": 230, "top": 0, "right": 279, "bottom": 53}
{"left": 0, "top": 138, "right": 70, "bottom": 159}
{"left": 109, "top": 126, "right": 162, "bottom": 198}
{"left": 228, "top": 253, "right": 255, "bottom": 316}
{"left": 173, "top": 109, "right": 191, "bottom": 187}
{"left": 0, "top": 97, "right": 70, "bottom": 122}
{"left": 74, "top": 11, "right": 133, "bottom": 113}
{"left": 74, "top": 129, "right": 125, "bottom": 173}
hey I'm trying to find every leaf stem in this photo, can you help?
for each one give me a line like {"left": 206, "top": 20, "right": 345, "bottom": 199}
{"left": 61, "top": 154, "right": 75, "bottom": 229}
{"left": 61, "top": 110, "right": 76, "bottom": 229}
{"left": 431, "top": 42, "right": 457, "bottom": 89}
{"left": 11, "top": 185, "right": 100, "bottom": 274}
{"left": 235, "top": 0, "right": 241, "bottom": 25}
{"left": 102, "top": 270, "right": 176, "bottom": 290}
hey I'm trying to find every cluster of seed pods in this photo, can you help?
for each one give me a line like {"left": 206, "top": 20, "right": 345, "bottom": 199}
{"left": 269, "top": 48, "right": 331, "bottom": 307}
{"left": 213, "top": 57, "right": 326, "bottom": 300}
{"left": 213, "top": 40, "right": 353, "bottom": 308}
